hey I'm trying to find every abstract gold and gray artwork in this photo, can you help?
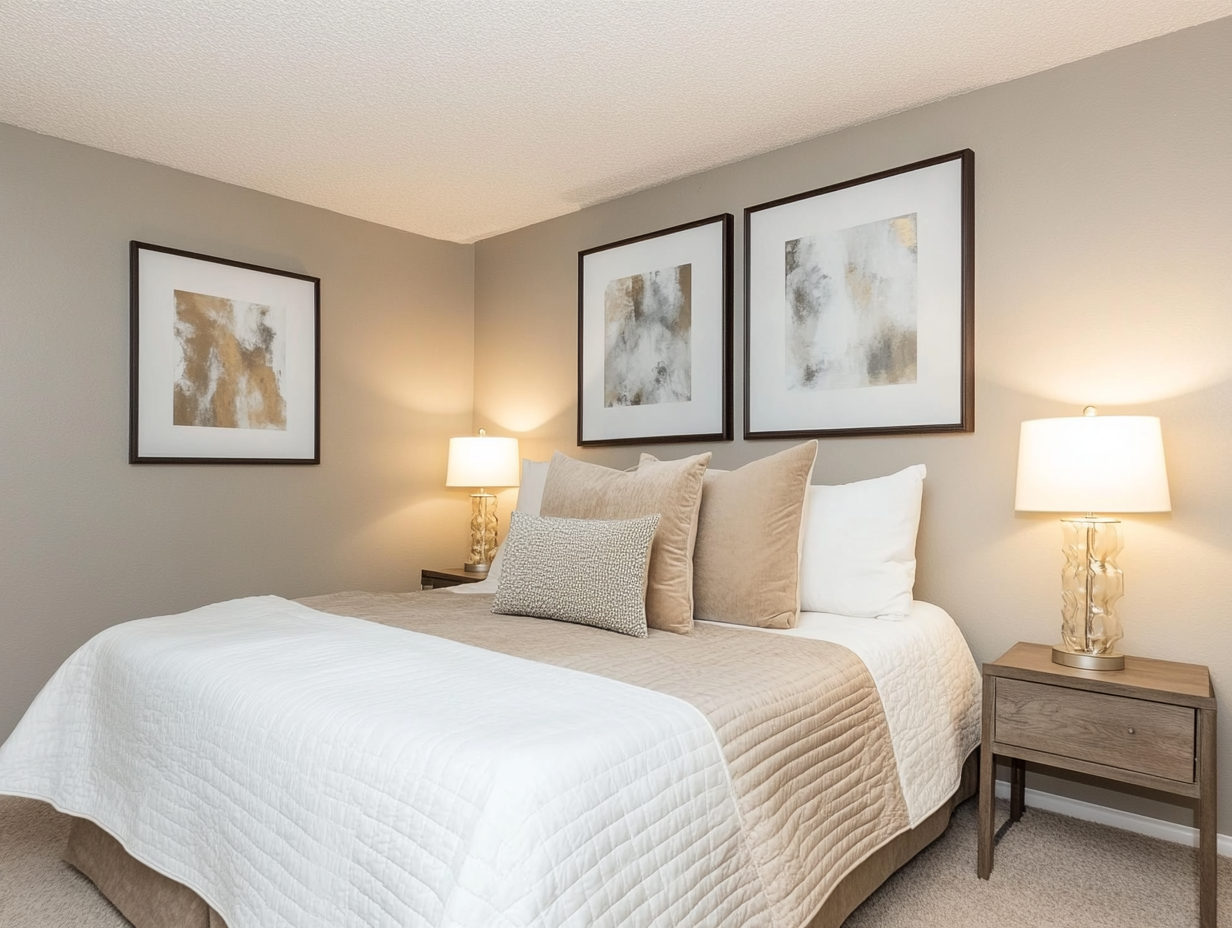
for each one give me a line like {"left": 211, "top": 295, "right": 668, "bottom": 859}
{"left": 785, "top": 214, "right": 918, "bottom": 391}
{"left": 603, "top": 263, "right": 692, "bottom": 407}
{"left": 172, "top": 289, "right": 287, "bottom": 429}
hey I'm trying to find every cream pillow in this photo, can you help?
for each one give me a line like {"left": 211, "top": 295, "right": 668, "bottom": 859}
{"left": 492, "top": 512, "right": 659, "bottom": 638}
{"left": 642, "top": 441, "right": 817, "bottom": 629}
{"left": 539, "top": 450, "right": 710, "bottom": 634}
{"left": 798, "top": 465, "right": 925, "bottom": 619}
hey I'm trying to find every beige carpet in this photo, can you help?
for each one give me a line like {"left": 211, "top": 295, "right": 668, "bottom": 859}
{"left": 845, "top": 799, "right": 1232, "bottom": 928}
{"left": 0, "top": 795, "right": 1228, "bottom": 927}
{"left": 0, "top": 797, "right": 127, "bottom": 928}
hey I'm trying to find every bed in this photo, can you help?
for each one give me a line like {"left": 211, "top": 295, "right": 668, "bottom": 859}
{"left": 0, "top": 446, "right": 982, "bottom": 927}
{"left": 0, "top": 587, "right": 979, "bottom": 928}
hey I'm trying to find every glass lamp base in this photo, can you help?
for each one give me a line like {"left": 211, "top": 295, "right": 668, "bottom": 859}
{"left": 1051, "top": 646, "right": 1125, "bottom": 671}
{"left": 1057, "top": 517, "right": 1125, "bottom": 667}
{"left": 464, "top": 492, "right": 499, "bottom": 574}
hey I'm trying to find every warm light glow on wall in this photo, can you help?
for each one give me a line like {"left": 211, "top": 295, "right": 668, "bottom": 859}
{"left": 482, "top": 397, "right": 575, "bottom": 436}
{"left": 983, "top": 287, "right": 1232, "bottom": 405}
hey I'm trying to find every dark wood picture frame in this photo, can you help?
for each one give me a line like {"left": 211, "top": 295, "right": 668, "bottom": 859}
{"left": 744, "top": 149, "right": 974, "bottom": 439}
{"left": 130, "top": 241, "right": 321, "bottom": 464}
{"left": 577, "top": 213, "right": 733, "bottom": 447}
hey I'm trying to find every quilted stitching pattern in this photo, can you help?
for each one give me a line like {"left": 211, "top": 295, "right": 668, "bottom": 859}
{"left": 307, "top": 591, "right": 924, "bottom": 928}
{"left": 0, "top": 592, "right": 981, "bottom": 928}
{"left": 0, "top": 597, "right": 771, "bottom": 928}
{"left": 733, "top": 603, "right": 983, "bottom": 826}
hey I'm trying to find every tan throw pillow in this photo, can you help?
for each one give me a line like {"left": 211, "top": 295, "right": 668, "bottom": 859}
{"left": 539, "top": 450, "right": 711, "bottom": 634}
{"left": 642, "top": 441, "right": 817, "bottom": 629}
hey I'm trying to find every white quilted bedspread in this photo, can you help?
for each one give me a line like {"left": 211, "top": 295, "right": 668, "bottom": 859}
{"left": 0, "top": 596, "right": 771, "bottom": 928}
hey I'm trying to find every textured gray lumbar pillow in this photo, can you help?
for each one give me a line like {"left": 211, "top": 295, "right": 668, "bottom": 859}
{"left": 492, "top": 510, "right": 660, "bottom": 638}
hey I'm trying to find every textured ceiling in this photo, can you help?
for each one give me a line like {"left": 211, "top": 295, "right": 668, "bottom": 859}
{"left": 2, "top": 2, "right": 1230, "bottom": 243}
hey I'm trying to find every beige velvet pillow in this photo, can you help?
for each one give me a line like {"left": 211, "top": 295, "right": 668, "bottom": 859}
{"left": 539, "top": 450, "right": 711, "bottom": 634}
{"left": 642, "top": 441, "right": 817, "bottom": 629}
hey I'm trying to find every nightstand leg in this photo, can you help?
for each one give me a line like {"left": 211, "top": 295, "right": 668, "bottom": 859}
{"left": 1010, "top": 758, "right": 1026, "bottom": 823}
{"left": 978, "top": 677, "right": 996, "bottom": 879}
{"left": 1198, "top": 707, "right": 1217, "bottom": 928}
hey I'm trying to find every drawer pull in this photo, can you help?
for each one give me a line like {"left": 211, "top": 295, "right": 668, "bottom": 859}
{"left": 1128, "top": 728, "right": 1136, "bottom": 734}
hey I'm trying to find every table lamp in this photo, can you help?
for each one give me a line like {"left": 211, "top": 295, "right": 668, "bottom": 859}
{"left": 1014, "top": 408, "right": 1170, "bottom": 670}
{"left": 446, "top": 429, "right": 520, "bottom": 573}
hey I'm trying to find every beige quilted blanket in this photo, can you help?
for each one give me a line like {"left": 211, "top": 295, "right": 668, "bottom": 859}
{"left": 303, "top": 590, "right": 910, "bottom": 928}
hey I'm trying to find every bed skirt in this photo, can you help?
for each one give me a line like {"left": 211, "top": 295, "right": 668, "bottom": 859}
{"left": 63, "top": 813, "right": 227, "bottom": 928}
{"left": 63, "top": 749, "right": 979, "bottom": 928}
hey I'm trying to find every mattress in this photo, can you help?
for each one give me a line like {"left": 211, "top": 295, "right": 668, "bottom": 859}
{"left": 0, "top": 590, "right": 980, "bottom": 928}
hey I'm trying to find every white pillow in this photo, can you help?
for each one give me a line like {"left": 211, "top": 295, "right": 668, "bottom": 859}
{"left": 515, "top": 459, "right": 551, "bottom": 516}
{"left": 473, "top": 459, "right": 550, "bottom": 588}
{"left": 798, "top": 464, "right": 925, "bottom": 619}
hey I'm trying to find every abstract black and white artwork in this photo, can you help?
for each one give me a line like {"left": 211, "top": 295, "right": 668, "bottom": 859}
{"left": 786, "top": 215, "right": 917, "bottom": 391}
{"left": 131, "top": 242, "right": 320, "bottom": 463}
{"left": 746, "top": 151, "right": 973, "bottom": 438}
{"left": 604, "top": 263, "right": 692, "bottom": 408}
{"left": 579, "top": 215, "right": 732, "bottom": 445}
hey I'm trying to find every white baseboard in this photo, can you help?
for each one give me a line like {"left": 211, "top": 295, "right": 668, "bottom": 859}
{"left": 993, "top": 781, "right": 1232, "bottom": 857}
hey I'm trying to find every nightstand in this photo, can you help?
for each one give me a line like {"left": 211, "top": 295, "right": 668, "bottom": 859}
{"left": 978, "top": 642, "right": 1217, "bottom": 927}
{"left": 420, "top": 567, "right": 487, "bottom": 590}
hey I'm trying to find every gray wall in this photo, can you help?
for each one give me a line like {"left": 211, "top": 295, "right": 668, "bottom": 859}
{"left": 0, "top": 123, "right": 476, "bottom": 742}
{"left": 474, "top": 20, "right": 1232, "bottom": 826}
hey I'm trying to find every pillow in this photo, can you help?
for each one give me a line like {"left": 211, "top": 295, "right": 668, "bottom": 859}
{"left": 643, "top": 441, "right": 817, "bottom": 629}
{"left": 798, "top": 464, "right": 925, "bottom": 619}
{"left": 492, "top": 511, "right": 659, "bottom": 638}
{"left": 539, "top": 450, "right": 710, "bottom": 634}
{"left": 482, "top": 459, "right": 550, "bottom": 587}
{"left": 515, "top": 459, "right": 551, "bottom": 516}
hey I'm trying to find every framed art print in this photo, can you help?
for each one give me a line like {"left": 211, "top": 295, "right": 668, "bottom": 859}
{"left": 578, "top": 213, "right": 733, "bottom": 446}
{"left": 744, "top": 150, "right": 974, "bottom": 438}
{"left": 130, "top": 241, "right": 320, "bottom": 463}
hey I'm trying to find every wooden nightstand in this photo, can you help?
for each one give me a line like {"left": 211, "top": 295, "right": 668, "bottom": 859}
{"left": 420, "top": 567, "right": 487, "bottom": 590}
{"left": 978, "top": 642, "right": 1217, "bottom": 927}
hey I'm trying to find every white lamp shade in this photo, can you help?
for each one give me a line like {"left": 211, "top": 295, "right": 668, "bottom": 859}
{"left": 1015, "top": 415, "right": 1170, "bottom": 513}
{"left": 446, "top": 435, "right": 520, "bottom": 488}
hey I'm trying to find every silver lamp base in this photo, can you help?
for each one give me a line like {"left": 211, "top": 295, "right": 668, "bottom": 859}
{"left": 464, "top": 562, "right": 490, "bottom": 574}
{"left": 1051, "top": 646, "right": 1125, "bottom": 671}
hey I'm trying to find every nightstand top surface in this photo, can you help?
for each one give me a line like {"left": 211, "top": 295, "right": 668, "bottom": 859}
{"left": 421, "top": 567, "right": 485, "bottom": 582}
{"left": 986, "top": 642, "right": 1213, "bottom": 705}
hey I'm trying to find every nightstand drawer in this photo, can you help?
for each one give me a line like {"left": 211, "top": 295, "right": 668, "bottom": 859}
{"left": 994, "top": 678, "right": 1195, "bottom": 783}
